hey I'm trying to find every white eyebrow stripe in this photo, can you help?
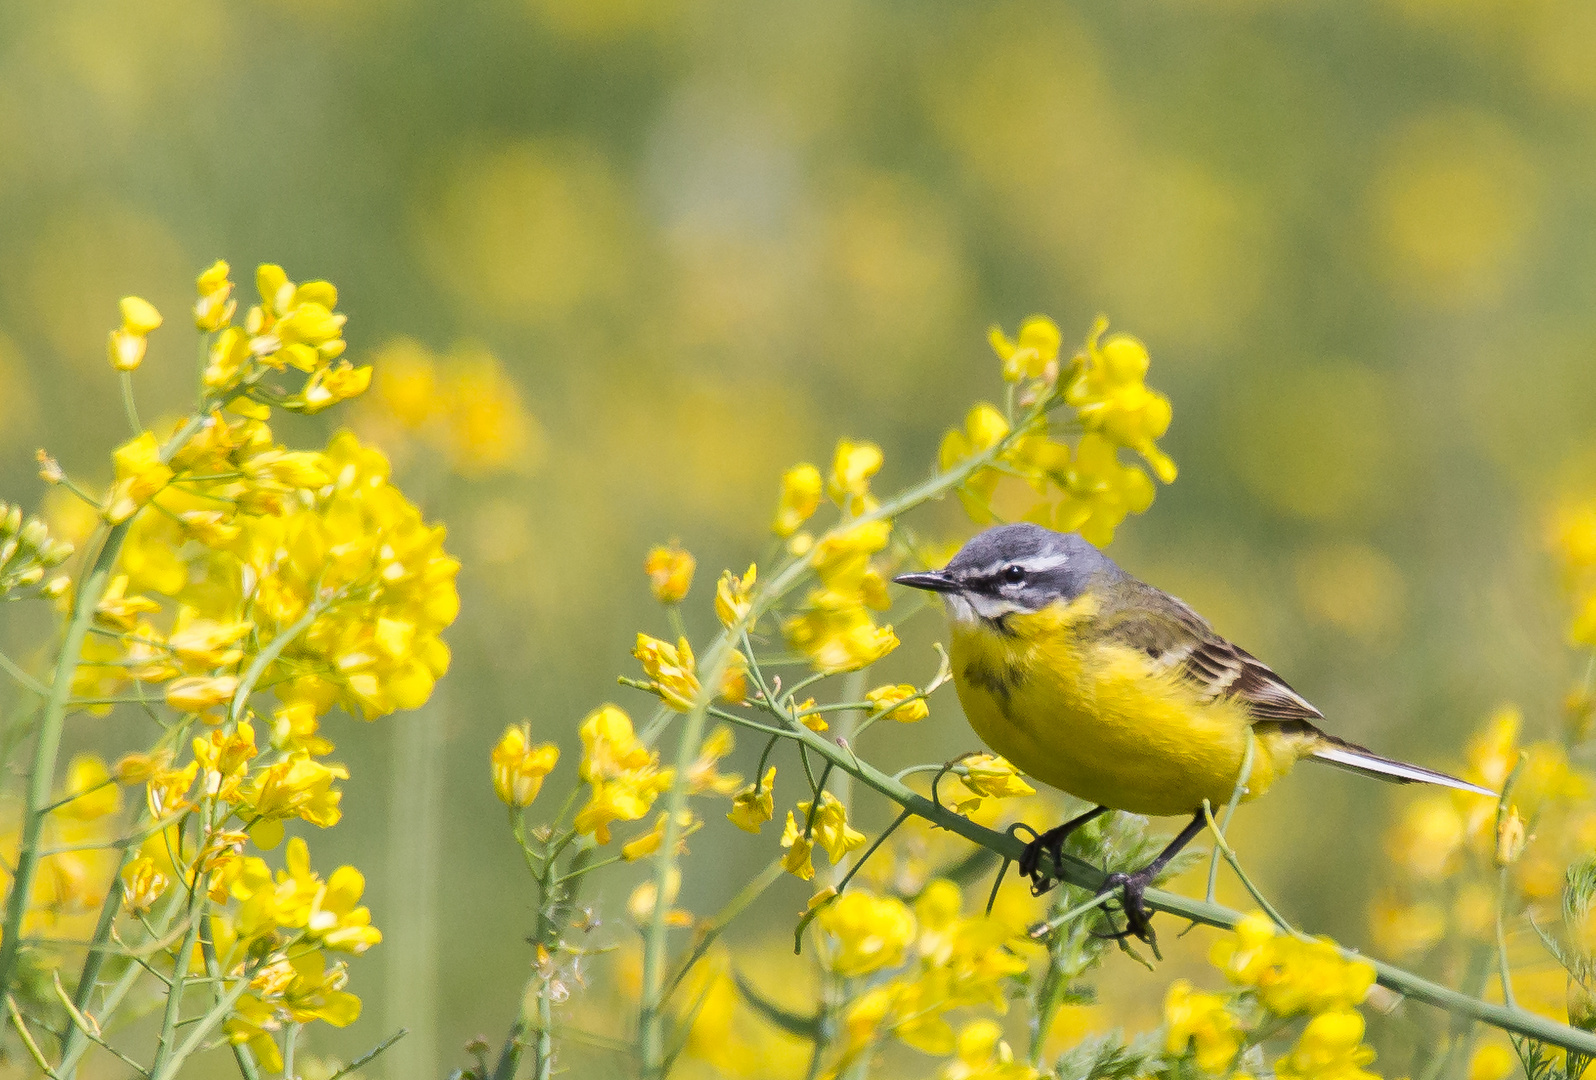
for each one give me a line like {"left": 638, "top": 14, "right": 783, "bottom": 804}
{"left": 1021, "top": 553, "right": 1072, "bottom": 573}
{"left": 964, "top": 552, "right": 1070, "bottom": 579}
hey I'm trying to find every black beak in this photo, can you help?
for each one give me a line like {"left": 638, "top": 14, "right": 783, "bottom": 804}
{"left": 892, "top": 571, "right": 959, "bottom": 593}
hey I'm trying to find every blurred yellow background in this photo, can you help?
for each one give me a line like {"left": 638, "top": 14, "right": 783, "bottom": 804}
{"left": 4, "top": 0, "right": 1596, "bottom": 1075}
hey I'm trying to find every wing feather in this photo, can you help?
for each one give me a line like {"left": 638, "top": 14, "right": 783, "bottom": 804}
{"left": 1096, "top": 582, "right": 1323, "bottom": 726}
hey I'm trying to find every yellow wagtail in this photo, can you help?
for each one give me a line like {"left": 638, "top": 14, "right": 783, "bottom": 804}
{"left": 894, "top": 522, "right": 1493, "bottom": 941}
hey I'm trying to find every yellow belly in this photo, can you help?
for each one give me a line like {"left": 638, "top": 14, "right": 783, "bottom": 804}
{"left": 949, "top": 601, "right": 1304, "bottom": 817}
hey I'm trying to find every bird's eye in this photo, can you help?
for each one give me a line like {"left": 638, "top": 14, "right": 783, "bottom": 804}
{"left": 1002, "top": 564, "right": 1026, "bottom": 584}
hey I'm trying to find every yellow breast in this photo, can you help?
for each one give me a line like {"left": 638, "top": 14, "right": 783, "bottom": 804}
{"left": 948, "top": 598, "right": 1306, "bottom": 817}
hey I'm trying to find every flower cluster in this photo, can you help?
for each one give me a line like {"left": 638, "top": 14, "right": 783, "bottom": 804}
{"left": 940, "top": 316, "right": 1176, "bottom": 545}
{"left": 1163, "top": 913, "right": 1380, "bottom": 1080}
{"left": 572, "top": 704, "right": 674, "bottom": 844}
{"left": 832, "top": 880, "right": 1031, "bottom": 1065}
{"left": 782, "top": 515, "right": 899, "bottom": 674}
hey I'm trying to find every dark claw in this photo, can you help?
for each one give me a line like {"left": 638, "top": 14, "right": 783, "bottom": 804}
{"left": 1092, "top": 869, "right": 1157, "bottom": 944}
{"left": 1016, "top": 806, "right": 1110, "bottom": 897}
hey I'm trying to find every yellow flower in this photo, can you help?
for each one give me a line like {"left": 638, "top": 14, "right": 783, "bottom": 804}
{"left": 989, "top": 315, "right": 1062, "bottom": 383}
{"left": 622, "top": 814, "right": 669, "bottom": 861}
{"left": 946, "top": 753, "right": 1035, "bottom": 814}
{"left": 239, "top": 753, "right": 349, "bottom": 828}
{"left": 621, "top": 810, "right": 696, "bottom": 861}
{"left": 113, "top": 749, "right": 171, "bottom": 786}
{"left": 795, "top": 791, "right": 867, "bottom": 864}
{"left": 193, "top": 721, "right": 258, "bottom": 803}
{"left": 1209, "top": 911, "right": 1375, "bottom": 1016}
{"left": 773, "top": 463, "right": 823, "bottom": 537}
{"left": 633, "top": 633, "right": 701, "bottom": 711}
{"left": 780, "top": 818, "right": 815, "bottom": 880}
{"left": 573, "top": 704, "right": 673, "bottom": 844}
{"left": 685, "top": 726, "right": 742, "bottom": 795}
{"left": 108, "top": 296, "right": 162, "bottom": 371}
{"left": 644, "top": 543, "right": 696, "bottom": 604}
{"left": 147, "top": 761, "right": 198, "bottom": 818}
{"left": 58, "top": 754, "right": 121, "bottom": 820}
{"left": 865, "top": 683, "right": 929, "bottom": 723}
{"left": 120, "top": 295, "right": 163, "bottom": 335}
{"left": 195, "top": 259, "right": 237, "bottom": 331}
{"left": 105, "top": 432, "right": 174, "bottom": 524}
{"left": 719, "top": 648, "right": 749, "bottom": 705}
{"left": 819, "top": 890, "right": 917, "bottom": 977}
{"left": 269, "top": 700, "right": 334, "bottom": 756}
{"left": 1164, "top": 979, "right": 1242, "bottom": 1074}
{"left": 435, "top": 347, "right": 540, "bottom": 476}
{"left": 1044, "top": 432, "right": 1156, "bottom": 548}
{"left": 728, "top": 767, "right": 775, "bottom": 833}
{"left": 121, "top": 856, "right": 169, "bottom": 915}
{"left": 164, "top": 674, "right": 240, "bottom": 715}
{"left": 828, "top": 439, "right": 883, "bottom": 512}
{"left": 942, "top": 1019, "right": 1041, "bottom": 1080}
{"left": 939, "top": 404, "right": 1011, "bottom": 523}
{"left": 490, "top": 723, "right": 560, "bottom": 807}
{"left": 715, "top": 564, "right": 757, "bottom": 627}
{"left": 1274, "top": 1010, "right": 1378, "bottom": 1080}
{"left": 226, "top": 951, "right": 362, "bottom": 1073}
{"left": 1064, "top": 317, "right": 1177, "bottom": 484}
{"left": 1469, "top": 1044, "right": 1515, "bottom": 1080}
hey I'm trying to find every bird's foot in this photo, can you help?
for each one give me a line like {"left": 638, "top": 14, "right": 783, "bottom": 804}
{"left": 1018, "top": 823, "right": 1071, "bottom": 896}
{"left": 1092, "top": 868, "right": 1157, "bottom": 945}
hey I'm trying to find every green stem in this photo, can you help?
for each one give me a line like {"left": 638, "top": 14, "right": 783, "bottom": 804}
{"left": 148, "top": 884, "right": 207, "bottom": 1078}
{"left": 151, "top": 970, "right": 252, "bottom": 1080}
{"left": 120, "top": 372, "right": 142, "bottom": 436}
{"left": 0, "top": 413, "right": 207, "bottom": 1002}
{"left": 638, "top": 640, "right": 740, "bottom": 1079}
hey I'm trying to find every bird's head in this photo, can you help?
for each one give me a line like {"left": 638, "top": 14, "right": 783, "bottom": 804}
{"left": 892, "top": 523, "right": 1119, "bottom": 625}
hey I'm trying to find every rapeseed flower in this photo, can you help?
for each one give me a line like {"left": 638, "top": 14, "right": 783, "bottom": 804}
{"left": 108, "top": 296, "right": 162, "bottom": 371}
{"left": 795, "top": 792, "right": 868, "bottom": 863}
{"left": 195, "top": 259, "right": 236, "bottom": 331}
{"left": 633, "top": 633, "right": 700, "bottom": 711}
{"left": 573, "top": 704, "right": 672, "bottom": 844}
{"left": 1164, "top": 980, "right": 1242, "bottom": 1073}
{"left": 865, "top": 683, "right": 929, "bottom": 723}
{"left": 989, "top": 315, "right": 1061, "bottom": 384}
{"left": 728, "top": 767, "right": 776, "bottom": 833}
{"left": 773, "top": 463, "right": 823, "bottom": 537}
{"left": 828, "top": 439, "right": 883, "bottom": 513}
{"left": 1065, "top": 317, "right": 1177, "bottom": 484}
{"left": 819, "top": 890, "right": 917, "bottom": 977}
{"left": 1274, "top": 1010, "right": 1379, "bottom": 1080}
{"left": 941, "top": 1019, "right": 1040, "bottom": 1080}
{"left": 715, "top": 563, "right": 757, "bottom": 627}
{"left": 1210, "top": 912, "right": 1375, "bottom": 1016}
{"left": 644, "top": 543, "right": 695, "bottom": 604}
{"left": 490, "top": 723, "right": 560, "bottom": 807}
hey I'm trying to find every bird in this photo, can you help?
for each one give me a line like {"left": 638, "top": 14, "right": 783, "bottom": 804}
{"left": 893, "top": 522, "right": 1494, "bottom": 942}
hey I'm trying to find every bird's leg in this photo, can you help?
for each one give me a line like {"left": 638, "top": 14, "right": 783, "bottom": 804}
{"left": 1018, "top": 805, "right": 1110, "bottom": 895}
{"left": 1096, "top": 812, "right": 1207, "bottom": 944}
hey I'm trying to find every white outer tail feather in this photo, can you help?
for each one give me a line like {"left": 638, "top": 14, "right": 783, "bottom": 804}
{"left": 1310, "top": 745, "right": 1497, "bottom": 798}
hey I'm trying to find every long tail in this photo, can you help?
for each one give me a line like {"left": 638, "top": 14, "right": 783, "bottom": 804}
{"left": 1310, "top": 743, "right": 1496, "bottom": 798}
